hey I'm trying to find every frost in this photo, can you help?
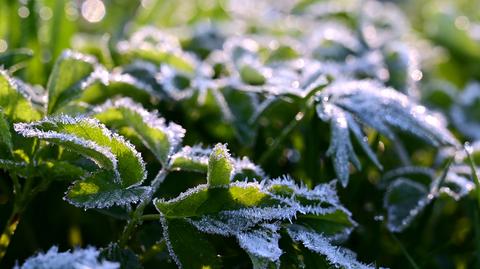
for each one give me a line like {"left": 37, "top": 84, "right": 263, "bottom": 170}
{"left": 14, "top": 115, "right": 146, "bottom": 187}
{"left": 315, "top": 80, "right": 458, "bottom": 185}
{"left": 237, "top": 224, "right": 283, "bottom": 265}
{"left": 287, "top": 225, "right": 375, "bottom": 269}
{"left": 92, "top": 97, "right": 185, "bottom": 163}
{"left": 170, "top": 145, "right": 211, "bottom": 172}
{"left": 233, "top": 156, "right": 266, "bottom": 180}
{"left": 117, "top": 27, "right": 197, "bottom": 73}
{"left": 318, "top": 80, "right": 457, "bottom": 146}
{"left": 157, "top": 173, "right": 359, "bottom": 268}
{"left": 14, "top": 246, "right": 119, "bottom": 269}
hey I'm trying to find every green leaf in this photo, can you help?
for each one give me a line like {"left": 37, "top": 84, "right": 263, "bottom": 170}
{"left": 240, "top": 65, "right": 266, "bottom": 86}
{"left": 161, "top": 217, "right": 222, "bottom": 269}
{"left": 14, "top": 115, "right": 146, "bottom": 187}
{"left": 37, "top": 160, "right": 88, "bottom": 181}
{"left": 207, "top": 144, "right": 234, "bottom": 187}
{"left": 118, "top": 27, "right": 196, "bottom": 73}
{"left": 0, "top": 159, "right": 27, "bottom": 173}
{"left": 65, "top": 170, "right": 151, "bottom": 208}
{"left": 170, "top": 145, "right": 209, "bottom": 173}
{"left": 155, "top": 183, "right": 277, "bottom": 218}
{"left": 0, "top": 70, "right": 41, "bottom": 122}
{"left": 92, "top": 98, "right": 185, "bottom": 165}
{"left": 47, "top": 50, "right": 97, "bottom": 114}
{"left": 0, "top": 48, "right": 33, "bottom": 70}
{"left": 0, "top": 108, "right": 12, "bottom": 151}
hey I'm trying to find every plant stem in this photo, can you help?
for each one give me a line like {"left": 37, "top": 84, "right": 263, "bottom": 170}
{"left": 0, "top": 208, "right": 20, "bottom": 261}
{"left": 465, "top": 144, "right": 480, "bottom": 209}
{"left": 118, "top": 168, "right": 168, "bottom": 247}
{"left": 0, "top": 175, "right": 36, "bottom": 263}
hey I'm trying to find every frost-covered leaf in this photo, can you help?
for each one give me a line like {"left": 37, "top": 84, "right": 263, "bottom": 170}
{"left": 65, "top": 170, "right": 151, "bottom": 209}
{"left": 156, "top": 156, "right": 358, "bottom": 268}
{"left": 317, "top": 80, "right": 457, "bottom": 185}
{"left": 92, "top": 98, "right": 185, "bottom": 165}
{"left": 287, "top": 225, "right": 375, "bottom": 269}
{"left": 207, "top": 143, "right": 234, "bottom": 187}
{"left": 0, "top": 70, "right": 41, "bottom": 122}
{"left": 171, "top": 145, "right": 265, "bottom": 181}
{"left": 155, "top": 182, "right": 279, "bottom": 218}
{"left": 161, "top": 217, "right": 222, "bottom": 269}
{"left": 47, "top": 50, "right": 98, "bottom": 114}
{"left": 320, "top": 104, "right": 360, "bottom": 187}
{"left": 384, "top": 178, "right": 430, "bottom": 232}
{"left": 232, "top": 157, "right": 266, "bottom": 181}
{"left": 0, "top": 159, "right": 27, "bottom": 174}
{"left": 14, "top": 115, "right": 146, "bottom": 187}
{"left": 237, "top": 223, "right": 282, "bottom": 269}
{"left": 318, "top": 80, "right": 458, "bottom": 146}
{"left": 170, "top": 145, "right": 210, "bottom": 173}
{"left": 117, "top": 27, "right": 197, "bottom": 73}
{"left": 14, "top": 246, "right": 119, "bottom": 269}
{"left": 79, "top": 68, "right": 166, "bottom": 105}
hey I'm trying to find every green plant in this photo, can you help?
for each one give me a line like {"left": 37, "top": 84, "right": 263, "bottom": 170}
{"left": 1, "top": 0, "right": 480, "bottom": 268}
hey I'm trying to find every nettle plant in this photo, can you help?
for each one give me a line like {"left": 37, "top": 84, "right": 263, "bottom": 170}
{"left": 1, "top": 0, "right": 480, "bottom": 268}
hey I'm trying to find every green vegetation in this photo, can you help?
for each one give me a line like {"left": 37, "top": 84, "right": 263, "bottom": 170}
{"left": 0, "top": 0, "right": 480, "bottom": 268}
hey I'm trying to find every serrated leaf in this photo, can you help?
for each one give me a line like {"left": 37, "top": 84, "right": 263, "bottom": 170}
{"left": 0, "top": 70, "right": 41, "bottom": 122}
{"left": 317, "top": 80, "right": 457, "bottom": 185}
{"left": 14, "top": 115, "right": 146, "bottom": 186}
{"left": 156, "top": 167, "right": 357, "bottom": 268}
{"left": 319, "top": 104, "right": 360, "bottom": 187}
{"left": 47, "top": 50, "right": 97, "bottom": 114}
{"left": 161, "top": 217, "right": 222, "bottom": 269}
{"left": 287, "top": 225, "right": 374, "bottom": 269}
{"left": 92, "top": 98, "right": 185, "bottom": 165}
{"left": 319, "top": 80, "right": 458, "bottom": 146}
{"left": 65, "top": 170, "right": 151, "bottom": 209}
{"left": 155, "top": 183, "right": 278, "bottom": 218}
{"left": 207, "top": 144, "right": 234, "bottom": 187}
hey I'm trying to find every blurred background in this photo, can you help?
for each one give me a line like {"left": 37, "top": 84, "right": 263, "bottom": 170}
{"left": 1, "top": 0, "right": 480, "bottom": 268}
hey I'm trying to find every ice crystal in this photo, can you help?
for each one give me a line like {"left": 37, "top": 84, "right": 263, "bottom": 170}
{"left": 92, "top": 97, "right": 185, "bottom": 162}
{"left": 14, "top": 115, "right": 146, "bottom": 187}
{"left": 157, "top": 173, "right": 360, "bottom": 268}
{"left": 14, "top": 246, "right": 119, "bottom": 269}
{"left": 287, "top": 225, "right": 375, "bottom": 269}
